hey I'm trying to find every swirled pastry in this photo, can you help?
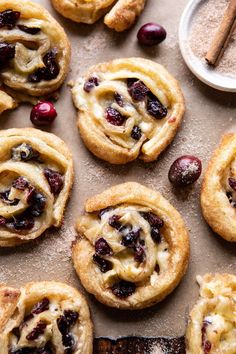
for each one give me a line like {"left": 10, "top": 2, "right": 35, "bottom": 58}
{"left": 186, "top": 273, "right": 236, "bottom": 354}
{"left": 72, "top": 58, "right": 185, "bottom": 164}
{"left": 51, "top": 0, "right": 146, "bottom": 32}
{"left": 0, "top": 281, "right": 93, "bottom": 354}
{"left": 72, "top": 182, "right": 189, "bottom": 309}
{"left": 201, "top": 133, "right": 236, "bottom": 242}
{"left": 0, "top": 128, "right": 74, "bottom": 247}
{"left": 0, "top": 0, "right": 71, "bottom": 115}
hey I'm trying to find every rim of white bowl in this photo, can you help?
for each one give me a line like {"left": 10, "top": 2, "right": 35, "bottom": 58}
{"left": 179, "top": 0, "right": 236, "bottom": 92}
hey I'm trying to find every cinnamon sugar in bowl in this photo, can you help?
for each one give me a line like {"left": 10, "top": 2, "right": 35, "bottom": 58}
{"left": 179, "top": 0, "right": 236, "bottom": 92}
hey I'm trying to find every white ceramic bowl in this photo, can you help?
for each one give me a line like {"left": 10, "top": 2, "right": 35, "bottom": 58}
{"left": 179, "top": 0, "right": 236, "bottom": 92}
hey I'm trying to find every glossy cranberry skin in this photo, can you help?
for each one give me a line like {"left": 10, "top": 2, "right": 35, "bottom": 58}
{"left": 168, "top": 155, "right": 202, "bottom": 187}
{"left": 30, "top": 101, "right": 57, "bottom": 126}
{"left": 137, "top": 23, "right": 167, "bottom": 46}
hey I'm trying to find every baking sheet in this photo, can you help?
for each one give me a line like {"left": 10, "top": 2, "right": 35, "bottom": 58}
{"left": 0, "top": 0, "right": 236, "bottom": 344}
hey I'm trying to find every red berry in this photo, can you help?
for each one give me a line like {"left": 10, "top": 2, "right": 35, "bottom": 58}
{"left": 137, "top": 23, "right": 167, "bottom": 46}
{"left": 30, "top": 101, "right": 57, "bottom": 126}
{"left": 168, "top": 155, "right": 202, "bottom": 187}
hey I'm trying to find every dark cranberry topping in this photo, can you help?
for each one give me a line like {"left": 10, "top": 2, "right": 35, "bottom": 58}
{"left": 28, "top": 192, "right": 46, "bottom": 217}
{"left": 151, "top": 226, "right": 161, "bottom": 243}
{"left": 0, "top": 9, "right": 20, "bottom": 29}
{"left": 137, "top": 23, "right": 167, "bottom": 46}
{"left": 114, "top": 92, "right": 124, "bottom": 107}
{"left": 228, "top": 177, "right": 236, "bottom": 191}
{"left": 26, "top": 321, "right": 47, "bottom": 341}
{"left": 6, "top": 216, "right": 34, "bottom": 231}
{"left": 43, "top": 168, "right": 64, "bottom": 195}
{"left": 95, "top": 237, "right": 113, "bottom": 256}
{"left": 28, "top": 49, "right": 59, "bottom": 83}
{"left": 168, "top": 155, "right": 202, "bottom": 187}
{"left": 83, "top": 77, "right": 99, "bottom": 92}
{"left": 105, "top": 106, "right": 126, "bottom": 126}
{"left": 98, "top": 207, "right": 112, "bottom": 219}
{"left": 147, "top": 96, "right": 167, "bottom": 119}
{"left": 131, "top": 125, "right": 142, "bottom": 140}
{"left": 57, "top": 310, "right": 78, "bottom": 352}
{"left": 11, "top": 144, "right": 40, "bottom": 162}
{"left": 17, "top": 25, "right": 41, "bottom": 35}
{"left": 134, "top": 245, "right": 145, "bottom": 263}
{"left": 121, "top": 229, "right": 140, "bottom": 248}
{"left": 12, "top": 177, "right": 29, "bottom": 190}
{"left": 0, "top": 190, "right": 19, "bottom": 206}
{"left": 31, "top": 297, "right": 49, "bottom": 315}
{"left": 140, "top": 212, "right": 164, "bottom": 228}
{"left": 0, "top": 42, "right": 16, "bottom": 66}
{"left": 111, "top": 280, "right": 136, "bottom": 298}
{"left": 30, "top": 101, "right": 57, "bottom": 126}
{"left": 127, "top": 78, "right": 138, "bottom": 87}
{"left": 93, "top": 254, "right": 113, "bottom": 273}
{"left": 0, "top": 216, "right": 6, "bottom": 226}
{"left": 108, "top": 214, "right": 122, "bottom": 230}
{"left": 127, "top": 80, "right": 149, "bottom": 101}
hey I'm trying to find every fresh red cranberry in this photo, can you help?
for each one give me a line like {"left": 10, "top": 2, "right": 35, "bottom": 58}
{"left": 137, "top": 23, "right": 167, "bottom": 46}
{"left": 83, "top": 77, "right": 99, "bottom": 92}
{"left": 0, "top": 9, "right": 20, "bottom": 29}
{"left": 147, "top": 96, "right": 167, "bottom": 118}
{"left": 108, "top": 214, "right": 122, "bottom": 230}
{"left": 43, "top": 168, "right": 64, "bottom": 195}
{"left": 95, "top": 237, "right": 113, "bottom": 256}
{"left": 114, "top": 92, "right": 124, "bottom": 107}
{"left": 17, "top": 25, "right": 40, "bottom": 34}
{"left": 26, "top": 321, "right": 47, "bottom": 341}
{"left": 0, "top": 42, "right": 16, "bottom": 66}
{"left": 127, "top": 80, "right": 149, "bottom": 101}
{"left": 168, "top": 155, "right": 202, "bottom": 187}
{"left": 93, "top": 254, "right": 113, "bottom": 273}
{"left": 131, "top": 126, "right": 142, "bottom": 140}
{"left": 105, "top": 107, "right": 126, "bottom": 126}
{"left": 228, "top": 177, "right": 236, "bottom": 191}
{"left": 12, "top": 177, "right": 29, "bottom": 190}
{"left": 30, "top": 101, "right": 57, "bottom": 126}
{"left": 111, "top": 280, "right": 136, "bottom": 298}
{"left": 31, "top": 298, "right": 49, "bottom": 314}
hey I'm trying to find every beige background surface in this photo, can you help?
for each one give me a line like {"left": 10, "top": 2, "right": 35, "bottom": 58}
{"left": 0, "top": 0, "right": 235, "bottom": 339}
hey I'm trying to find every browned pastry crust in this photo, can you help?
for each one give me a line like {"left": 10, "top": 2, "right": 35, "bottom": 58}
{"left": 201, "top": 133, "right": 236, "bottom": 242}
{"left": 72, "top": 58, "right": 185, "bottom": 164}
{"left": 0, "top": 0, "right": 71, "bottom": 114}
{"left": 0, "top": 281, "right": 93, "bottom": 354}
{"left": 0, "top": 128, "right": 74, "bottom": 247}
{"left": 72, "top": 182, "right": 189, "bottom": 310}
{"left": 51, "top": 0, "right": 146, "bottom": 31}
{"left": 186, "top": 273, "right": 236, "bottom": 354}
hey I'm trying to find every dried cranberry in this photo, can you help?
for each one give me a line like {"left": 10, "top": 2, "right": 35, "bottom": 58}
{"left": 121, "top": 230, "right": 140, "bottom": 248}
{"left": 0, "top": 216, "right": 6, "bottom": 226}
{"left": 28, "top": 49, "right": 59, "bottom": 82}
{"left": 111, "top": 280, "right": 136, "bottom": 298}
{"left": 108, "top": 214, "right": 122, "bottom": 230}
{"left": 151, "top": 226, "right": 161, "bottom": 243}
{"left": 10, "top": 348, "right": 33, "bottom": 354}
{"left": 147, "top": 96, "right": 167, "bottom": 119}
{"left": 37, "top": 344, "right": 53, "bottom": 354}
{"left": 0, "top": 190, "right": 19, "bottom": 206}
{"left": 62, "top": 332, "right": 74, "bottom": 352}
{"left": 228, "top": 177, "right": 236, "bottom": 191}
{"left": 137, "top": 23, "right": 167, "bottom": 46}
{"left": 226, "top": 191, "right": 236, "bottom": 208}
{"left": 11, "top": 144, "right": 40, "bottom": 162}
{"left": 127, "top": 78, "right": 138, "bottom": 87}
{"left": 28, "top": 192, "right": 46, "bottom": 217}
{"left": 131, "top": 125, "right": 142, "bottom": 140}
{"left": 134, "top": 245, "right": 145, "bottom": 262}
{"left": 114, "top": 92, "right": 124, "bottom": 107}
{"left": 0, "top": 42, "right": 16, "bottom": 66}
{"left": 44, "top": 168, "right": 64, "bottom": 195}
{"left": 105, "top": 107, "right": 126, "bottom": 126}
{"left": 31, "top": 297, "right": 49, "bottom": 314}
{"left": 17, "top": 25, "right": 40, "bottom": 34}
{"left": 98, "top": 207, "right": 112, "bottom": 218}
{"left": 64, "top": 310, "right": 79, "bottom": 327}
{"left": 0, "top": 9, "right": 20, "bottom": 29}
{"left": 168, "top": 155, "right": 202, "bottom": 187}
{"left": 93, "top": 254, "right": 112, "bottom": 273}
{"left": 83, "top": 77, "right": 99, "bottom": 92}
{"left": 12, "top": 177, "right": 29, "bottom": 190}
{"left": 140, "top": 212, "right": 164, "bottom": 228}
{"left": 6, "top": 216, "right": 34, "bottom": 231}
{"left": 26, "top": 321, "right": 47, "bottom": 341}
{"left": 128, "top": 80, "right": 149, "bottom": 101}
{"left": 30, "top": 101, "right": 57, "bottom": 126}
{"left": 95, "top": 237, "right": 113, "bottom": 256}
{"left": 202, "top": 320, "right": 212, "bottom": 354}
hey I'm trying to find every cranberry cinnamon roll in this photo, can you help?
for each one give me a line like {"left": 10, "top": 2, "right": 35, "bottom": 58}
{"left": 72, "top": 182, "right": 189, "bottom": 309}
{"left": 72, "top": 58, "right": 185, "bottom": 164}
{"left": 0, "top": 128, "right": 74, "bottom": 247}
{"left": 0, "top": 282, "right": 93, "bottom": 354}
{"left": 186, "top": 273, "right": 236, "bottom": 354}
{"left": 201, "top": 133, "right": 236, "bottom": 242}
{"left": 51, "top": 0, "right": 146, "bottom": 32}
{"left": 0, "top": 0, "right": 71, "bottom": 115}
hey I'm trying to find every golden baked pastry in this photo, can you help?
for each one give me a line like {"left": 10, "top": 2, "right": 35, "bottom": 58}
{"left": 0, "top": 281, "right": 93, "bottom": 354}
{"left": 186, "top": 273, "right": 236, "bottom": 354}
{"left": 51, "top": 0, "right": 146, "bottom": 32}
{"left": 72, "top": 58, "right": 185, "bottom": 164}
{"left": 72, "top": 182, "right": 189, "bottom": 310}
{"left": 201, "top": 133, "right": 236, "bottom": 242}
{"left": 0, "top": 128, "right": 74, "bottom": 247}
{"left": 0, "top": 0, "right": 71, "bottom": 115}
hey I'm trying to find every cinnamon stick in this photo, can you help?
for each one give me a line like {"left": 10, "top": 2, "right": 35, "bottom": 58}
{"left": 205, "top": 0, "right": 236, "bottom": 66}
